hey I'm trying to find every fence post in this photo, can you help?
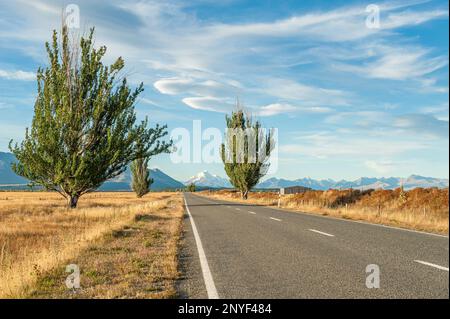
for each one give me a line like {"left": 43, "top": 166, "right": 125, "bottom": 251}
{"left": 278, "top": 192, "right": 281, "bottom": 208}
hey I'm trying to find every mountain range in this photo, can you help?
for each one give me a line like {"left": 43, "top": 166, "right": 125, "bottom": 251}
{"left": 256, "top": 175, "right": 449, "bottom": 190}
{"left": 1, "top": 152, "right": 448, "bottom": 191}
{"left": 0, "top": 152, "right": 184, "bottom": 191}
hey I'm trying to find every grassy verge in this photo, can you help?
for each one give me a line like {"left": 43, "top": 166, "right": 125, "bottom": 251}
{"left": 198, "top": 188, "right": 448, "bottom": 234}
{"left": 0, "top": 192, "right": 184, "bottom": 298}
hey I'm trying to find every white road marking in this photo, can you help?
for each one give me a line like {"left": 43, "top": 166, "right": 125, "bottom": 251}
{"left": 235, "top": 207, "right": 241, "bottom": 211}
{"left": 195, "top": 194, "right": 448, "bottom": 238}
{"left": 248, "top": 211, "right": 256, "bottom": 215}
{"left": 270, "top": 217, "right": 282, "bottom": 221}
{"left": 414, "top": 260, "right": 449, "bottom": 272}
{"left": 184, "top": 195, "right": 219, "bottom": 299}
{"left": 264, "top": 205, "right": 448, "bottom": 239}
{"left": 309, "top": 229, "right": 335, "bottom": 237}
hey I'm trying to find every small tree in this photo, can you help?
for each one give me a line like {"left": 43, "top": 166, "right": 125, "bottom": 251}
{"left": 221, "top": 109, "right": 274, "bottom": 199}
{"left": 186, "top": 183, "right": 196, "bottom": 192}
{"left": 131, "top": 156, "right": 153, "bottom": 198}
{"left": 9, "top": 26, "right": 172, "bottom": 208}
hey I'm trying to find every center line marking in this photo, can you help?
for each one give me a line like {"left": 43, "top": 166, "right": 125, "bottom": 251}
{"left": 309, "top": 229, "right": 335, "bottom": 237}
{"left": 414, "top": 260, "right": 449, "bottom": 271}
{"left": 184, "top": 195, "right": 219, "bottom": 299}
{"left": 270, "top": 217, "right": 282, "bottom": 221}
{"left": 248, "top": 211, "right": 256, "bottom": 214}
{"left": 235, "top": 208, "right": 241, "bottom": 211}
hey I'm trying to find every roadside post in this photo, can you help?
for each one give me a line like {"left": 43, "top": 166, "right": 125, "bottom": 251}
{"left": 278, "top": 189, "right": 283, "bottom": 208}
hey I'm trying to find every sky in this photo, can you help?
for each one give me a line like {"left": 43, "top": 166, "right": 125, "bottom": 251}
{"left": 0, "top": 0, "right": 448, "bottom": 182}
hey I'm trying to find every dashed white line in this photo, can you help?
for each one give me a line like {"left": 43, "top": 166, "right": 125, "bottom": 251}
{"left": 184, "top": 195, "right": 219, "bottom": 299}
{"left": 248, "top": 211, "right": 256, "bottom": 215}
{"left": 235, "top": 207, "right": 241, "bottom": 211}
{"left": 414, "top": 260, "right": 449, "bottom": 272}
{"left": 270, "top": 217, "right": 282, "bottom": 221}
{"left": 308, "top": 229, "right": 335, "bottom": 237}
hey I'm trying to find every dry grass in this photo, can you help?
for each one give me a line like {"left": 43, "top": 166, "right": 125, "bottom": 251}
{"left": 199, "top": 188, "right": 449, "bottom": 234}
{"left": 0, "top": 191, "right": 183, "bottom": 298}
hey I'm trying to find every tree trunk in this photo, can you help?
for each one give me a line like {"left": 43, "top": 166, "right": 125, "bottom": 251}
{"left": 68, "top": 195, "right": 79, "bottom": 208}
{"left": 241, "top": 190, "right": 248, "bottom": 200}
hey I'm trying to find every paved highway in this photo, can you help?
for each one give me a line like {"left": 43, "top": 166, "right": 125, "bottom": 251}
{"left": 177, "top": 193, "right": 449, "bottom": 298}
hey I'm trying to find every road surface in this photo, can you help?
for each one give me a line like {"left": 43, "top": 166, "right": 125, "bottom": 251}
{"left": 177, "top": 193, "right": 449, "bottom": 298}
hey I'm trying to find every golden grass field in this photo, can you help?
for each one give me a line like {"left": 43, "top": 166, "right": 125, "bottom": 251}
{"left": 199, "top": 188, "right": 449, "bottom": 234}
{"left": 0, "top": 191, "right": 183, "bottom": 298}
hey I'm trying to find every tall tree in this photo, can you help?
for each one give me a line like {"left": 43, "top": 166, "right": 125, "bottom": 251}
{"left": 221, "top": 110, "right": 275, "bottom": 199}
{"left": 130, "top": 156, "right": 153, "bottom": 198}
{"left": 130, "top": 140, "right": 163, "bottom": 198}
{"left": 9, "top": 26, "right": 172, "bottom": 208}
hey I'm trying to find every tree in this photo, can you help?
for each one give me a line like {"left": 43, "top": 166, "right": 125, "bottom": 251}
{"left": 130, "top": 156, "right": 153, "bottom": 198}
{"left": 186, "top": 183, "right": 196, "bottom": 192}
{"left": 130, "top": 140, "right": 167, "bottom": 198}
{"left": 9, "top": 26, "right": 172, "bottom": 208}
{"left": 221, "top": 109, "right": 274, "bottom": 199}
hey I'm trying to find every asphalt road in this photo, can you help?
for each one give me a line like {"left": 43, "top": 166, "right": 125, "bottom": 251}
{"left": 178, "top": 193, "right": 449, "bottom": 299}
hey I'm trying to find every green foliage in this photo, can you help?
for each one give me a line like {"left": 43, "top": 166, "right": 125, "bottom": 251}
{"left": 131, "top": 142, "right": 154, "bottom": 198}
{"left": 186, "top": 183, "right": 196, "bottom": 192}
{"left": 221, "top": 110, "right": 274, "bottom": 199}
{"left": 9, "top": 26, "right": 172, "bottom": 208}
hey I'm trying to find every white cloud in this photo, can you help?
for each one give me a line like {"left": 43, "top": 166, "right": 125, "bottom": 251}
{"left": 382, "top": 9, "right": 448, "bottom": 29}
{"left": 393, "top": 114, "right": 449, "bottom": 138}
{"left": 203, "top": 3, "right": 448, "bottom": 43}
{"left": 418, "top": 78, "right": 449, "bottom": 93}
{"left": 262, "top": 78, "right": 350, "bottom": 107}
{"left": 0, "top": 69, "right": 35, "bottom": 81}
{"left": 336, "top": 45, "right": 448, "bottom": 80}
{"left": 16, "top": 0, "right": 60, "bottom": 15}
{"left": 364, "top": 160, "right": 396, "bottom": 174}
{"left": 281, "top": 131, "right": 428, "bottom": 159}
{"left": 256, "top": 103, "right": 331, "bottom": 117}
{"left": 154, "top": 77, "right": 241, "bottom": 97}
{"left": 181, "top": 96, "right": 234, "bottom": 113}
{"left": 419, "top": 102, "right": 449, "bottom": 121}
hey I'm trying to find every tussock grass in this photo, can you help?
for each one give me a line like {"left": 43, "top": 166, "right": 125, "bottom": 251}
{"left": 0, "top": 192, "right": 183, "bottom": 298}
{"left": 200, "top": 188, "right": 449, "bottom": 234}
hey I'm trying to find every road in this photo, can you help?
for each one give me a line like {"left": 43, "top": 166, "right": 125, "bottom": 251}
{"left": 177, "top": 193, "right": 449, "bottom": 299}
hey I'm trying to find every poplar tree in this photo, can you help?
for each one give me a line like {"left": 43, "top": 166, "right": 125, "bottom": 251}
{"left": 221, "top": 110, "right": 275, "bottom": 199}
{"left": 130, "top": 140, "right": 156, "bottom": 198}
{"left": 9, "top": 26, "right": 171, "bottom": 208}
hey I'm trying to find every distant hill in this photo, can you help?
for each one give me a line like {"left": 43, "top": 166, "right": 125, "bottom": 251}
{"left": 0, "top": 152, "right": 28, "bottom": 185}
{"left": 0, "top": 152, "right": 184, "bottom": 191}
{"left": 101, "top": 167, "right": 184, "bottom": 191}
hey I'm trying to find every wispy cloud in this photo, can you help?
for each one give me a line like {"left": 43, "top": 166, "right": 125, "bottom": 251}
{"left": 394, "top": 113, "right": 449, "bottom": 138}
{"left": 364, "top": 160, "right": 397, "bottom": 174}
{"left": 336, "top": 45, "right": 448, "bottom": 80}
{"left": 281, "top": 131, "right": 428, "bottom": 158}
{"left": 0, "top": 69, "right": 35, "bottom": 81}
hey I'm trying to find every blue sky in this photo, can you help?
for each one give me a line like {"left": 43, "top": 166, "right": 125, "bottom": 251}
{"left": 0, "top": 0, "right": 448, "bottom": 182}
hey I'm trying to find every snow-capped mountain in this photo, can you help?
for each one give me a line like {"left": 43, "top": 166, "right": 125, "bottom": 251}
{"left": 257, "top": 175, "right": 448, "bottom": 190}
{"left": 257, "top": 177, "right": 335, "bottom": 189}
{"left": 184, "top": 171, "right": 231, "bottom": 188}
